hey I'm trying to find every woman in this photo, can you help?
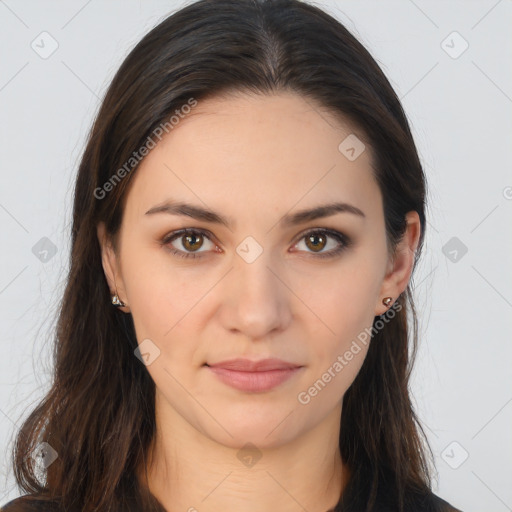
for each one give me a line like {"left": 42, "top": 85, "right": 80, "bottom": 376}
{"left": 2, "top": 0, "right": 462, "bottom": 511}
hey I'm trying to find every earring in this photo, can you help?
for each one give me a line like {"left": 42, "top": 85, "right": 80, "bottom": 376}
{"left": 382, "top": 297, "right": 393, "bottom": 308}
{"left": 111, "top": 293, "right": 126, "bottom": 307}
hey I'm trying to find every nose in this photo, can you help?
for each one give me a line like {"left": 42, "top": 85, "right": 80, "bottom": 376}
{"left": 218, "top": 247, "right": 292, "bottom": 340}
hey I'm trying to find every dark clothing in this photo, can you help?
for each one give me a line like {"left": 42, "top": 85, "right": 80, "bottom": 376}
{"left": 2, "top": 491, "right": 462, "bottom": 512}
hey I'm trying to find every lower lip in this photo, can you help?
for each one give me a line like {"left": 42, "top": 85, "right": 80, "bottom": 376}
{"left": 206, "top": 366, "right": 303, "bottom": 392}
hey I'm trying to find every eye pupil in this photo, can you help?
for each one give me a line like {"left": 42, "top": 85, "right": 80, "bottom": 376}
{"left": 183, "top": 233, "right": 203, "bottom": 251}
{"left": 165, "top": 228, "right": 346, "bottom": 259}
{"left": 306, "top": 233, "right": 326, "bottom": 252}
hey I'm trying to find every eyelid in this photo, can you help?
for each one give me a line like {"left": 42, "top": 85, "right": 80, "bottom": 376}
{"left": 161, "top": 228, "right": 219, "bottom": 256}
{"left": 290, "top": 227, "right": 351, "bottom": 258}
{"left": 160, "top": 227, "right": 351, "bottom": 259}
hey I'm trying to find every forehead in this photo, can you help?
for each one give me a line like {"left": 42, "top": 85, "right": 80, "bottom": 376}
{"left": 123, "top": 91, "right": 381, "bottom": 225}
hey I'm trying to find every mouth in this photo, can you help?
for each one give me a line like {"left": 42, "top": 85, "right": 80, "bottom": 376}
{"left": 204, "top": 358, "right": 304, "bottom": 392}
{"left": 205, "top": 358, "right": 302, "bottom": 372}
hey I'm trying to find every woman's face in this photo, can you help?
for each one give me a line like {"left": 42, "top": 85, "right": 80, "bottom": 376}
{"left": 99, "top": 91, "right": 418, "bottom": 449}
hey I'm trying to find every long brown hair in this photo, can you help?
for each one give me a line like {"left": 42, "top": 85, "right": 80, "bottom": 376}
{"left": 9, "top": 1, "right": 437, "bottom": 511}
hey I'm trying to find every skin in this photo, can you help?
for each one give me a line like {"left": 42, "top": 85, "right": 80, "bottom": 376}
{"left": 97, "top": 91, "right": 420, "bottom": 512}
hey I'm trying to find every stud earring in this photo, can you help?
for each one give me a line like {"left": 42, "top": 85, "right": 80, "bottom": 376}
{"left": 111, "top": 288, "right": 126, "bottom": 307}
{"left": 382, "top": 297, "right": 393, "bottom": 308}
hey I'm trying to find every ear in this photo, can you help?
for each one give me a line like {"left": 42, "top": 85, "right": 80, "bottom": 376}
{"left": 97, "top": 222, "right": 130, "bottom": 312}
{"left": 374, "top": 211, "right": 421, "bottom": 316}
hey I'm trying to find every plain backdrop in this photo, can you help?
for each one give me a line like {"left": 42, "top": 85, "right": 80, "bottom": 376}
{"left": 1, "top": 1, "right": 511, "bottom": 511}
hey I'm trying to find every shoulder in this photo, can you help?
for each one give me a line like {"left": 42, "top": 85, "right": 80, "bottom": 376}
{"left": 1, "top": 495, "right": 59, "bottom": 512}
{"left": 376, "top": 489, "right": 463, "bottom": 512}
{"left": 430, "top": 492, "right": 463, "bottom": 512}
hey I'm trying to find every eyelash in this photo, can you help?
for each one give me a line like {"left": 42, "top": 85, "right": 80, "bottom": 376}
{"left": 160, "top": 228, "right": 352, "bottom": 260}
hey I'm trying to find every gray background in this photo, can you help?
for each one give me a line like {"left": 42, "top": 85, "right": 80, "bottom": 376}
{"left": 1, "top": 1, "right": 511, "bottom": 511}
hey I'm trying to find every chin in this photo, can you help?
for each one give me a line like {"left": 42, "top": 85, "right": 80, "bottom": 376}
{"left": 199, "top": 407, "right": 304, "bottom": 450}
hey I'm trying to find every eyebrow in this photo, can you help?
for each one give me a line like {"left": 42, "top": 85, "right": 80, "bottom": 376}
{"left": 144, "top": 200, "right": 365, "bottom": 228}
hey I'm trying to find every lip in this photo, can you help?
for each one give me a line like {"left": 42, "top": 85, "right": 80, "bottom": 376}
{"left": 206, "top": 358, "right": 302, "bottom": 372}
{"left": 205, "top": 358, "right": 303, "bottom": 392}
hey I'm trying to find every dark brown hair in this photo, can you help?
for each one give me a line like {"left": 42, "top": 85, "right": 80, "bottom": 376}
{"left": 9, "top": 1, "right": 438, "bottom": 511}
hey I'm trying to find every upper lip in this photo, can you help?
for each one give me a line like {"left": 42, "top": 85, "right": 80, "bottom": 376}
{"left": 206, "top": 358, "right": 302, "bottom": 372}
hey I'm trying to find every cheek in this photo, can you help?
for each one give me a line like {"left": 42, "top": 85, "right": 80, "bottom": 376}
{"left": 298, "top": 282, "right": 375, "bottom": 407}
{"left": 297, "top": 261, "right": 381, "bottom": 341}
{"left": 293, "top": 262, "right": 381, "bottom": 402}
{"left": 120, "top": 243, "right": 204, "bottom": 343}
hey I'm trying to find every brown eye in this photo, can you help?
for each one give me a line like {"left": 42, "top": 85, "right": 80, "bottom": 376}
{"left": 305, "top": 232, "right": 327, "bottom": 252}
{"left": 162, "top": 229, "right": 216, "bottom": 259}
{"left": 293, "top": 229, "right": 351, "bottom": 259}
{"left": 182, "top": 232, "right": 204, "bottom": 252}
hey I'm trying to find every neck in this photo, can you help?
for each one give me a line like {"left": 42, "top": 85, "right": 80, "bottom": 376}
{"left": 136, "top": 399, "right": 350, "bottom": 512}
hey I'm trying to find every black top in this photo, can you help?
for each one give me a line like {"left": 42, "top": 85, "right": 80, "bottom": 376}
{"left": 2, "top": 492, "right": 462, "bottom": 512}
